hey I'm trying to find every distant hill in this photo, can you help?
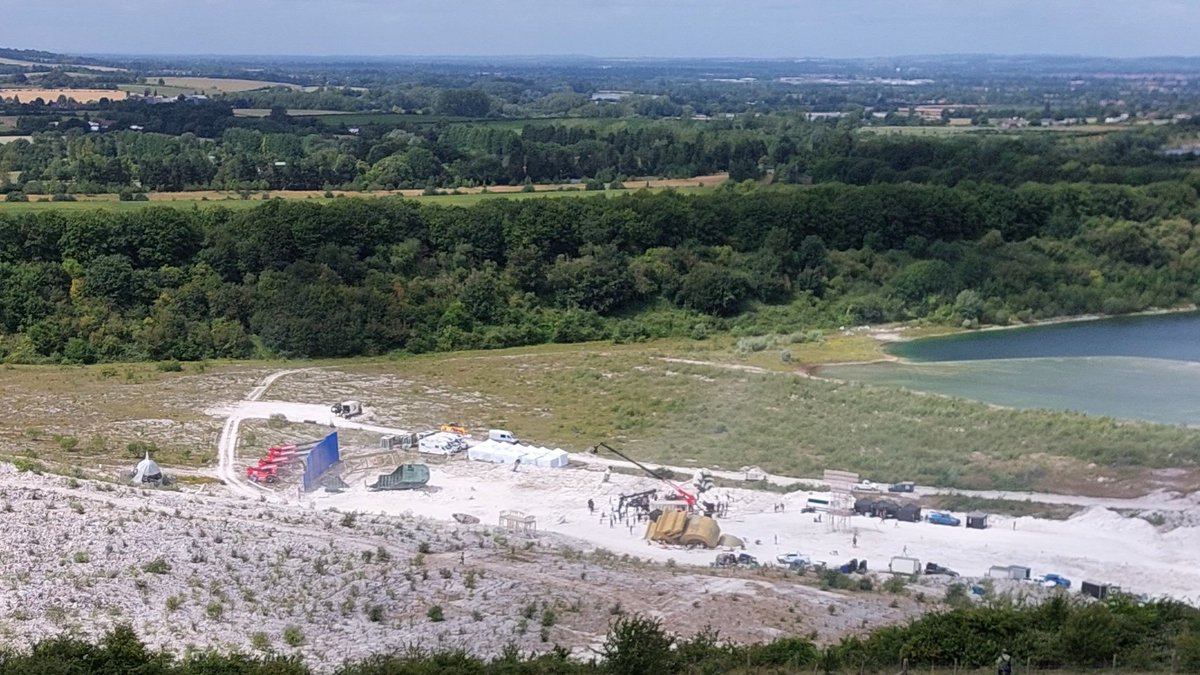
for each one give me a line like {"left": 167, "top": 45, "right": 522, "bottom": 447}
{"left": 0, "top": 46, "right": 111, "bottom": 68}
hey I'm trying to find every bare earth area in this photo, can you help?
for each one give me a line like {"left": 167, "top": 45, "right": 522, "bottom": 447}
{"left": 0, "top": 464, "right": 930, "bottom": 672}
{"left": 0, "top": 355, "right": 1196, "bottom": 667}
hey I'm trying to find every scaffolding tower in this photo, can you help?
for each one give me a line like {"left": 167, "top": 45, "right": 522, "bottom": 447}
{"left": 823, "top": 469, "right": 858, "bottom": 533}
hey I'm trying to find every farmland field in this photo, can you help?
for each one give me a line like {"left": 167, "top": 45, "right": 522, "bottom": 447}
{"left": 233, "top": 108, "right": 356, "bottom": 117}
{"left": 157, "top": 77, "right": 304, "bottom": 93}
{"left": 0, "top": 175, "right": 726, "bottom": 211}
{"left": 0, "top": 87, "right": 127, "bottom": 103}
{"left": 859, "top": 124, "right": 1119, "bottom": 136}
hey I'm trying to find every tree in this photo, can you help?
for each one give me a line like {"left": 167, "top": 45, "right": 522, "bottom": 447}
{"left": 603, "top": 615, "right": 677, "bottom": 675}
{"left": 677, "top": 263, "right": 747, "bottom": 316}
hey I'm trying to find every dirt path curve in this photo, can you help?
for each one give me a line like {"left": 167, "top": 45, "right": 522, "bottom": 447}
{"left": 215, "top": 368, "right": 319, "bottom": 500}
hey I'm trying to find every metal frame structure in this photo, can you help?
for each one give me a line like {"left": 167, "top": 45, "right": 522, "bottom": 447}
{"left": 823, "top": 469, "right": 858, "bottom": 533}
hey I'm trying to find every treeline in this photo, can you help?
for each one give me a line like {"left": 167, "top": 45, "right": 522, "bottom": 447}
{"left": 1, "top": 181, "right": 1198, "bottom": 363}
{"left": 2, "top": 111, "right": 1195, "bottom": 194}
{"left": 5, "top": 598, "right": 1199, "bottom": 673}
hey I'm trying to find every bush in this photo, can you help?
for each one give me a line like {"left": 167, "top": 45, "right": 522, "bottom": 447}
{"left": 282, "top": 625, "right": 305, "bottom": 647}
{"left": 4, "top": 192, "right": 28, "bottom": 202}
{"left": 427, "top": 605, "right": 444, "bottom": 622}
{"left": 603, "top": 615, "right": 676, "bottom": 675}
{"left": 155, "top": 360, "right": 183, "bottom": 372}
{"left": 205, "top": 602, "right": 224, "bottom": 621}
{"left": 249, "top": 632, "right": 270, "bottom": 652}
{"left": 143, "top": 558, "right": 172, "bottom": 574}
{"left": 50, "top": 193, "right": 77, "bottom": 202}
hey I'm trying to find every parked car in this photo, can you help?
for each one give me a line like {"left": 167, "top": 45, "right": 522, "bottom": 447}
{"left": 888, "top": 481, "right": 915, "bottom": 493}
{"left": 1038, "top": 573, "right": 1072, "bottom": 588}
{"left": 924, "top": 562, "right": 959, "bottom": 577}
{"left": 777, "top": 552, "right": 811, "bottom": 566}
{"left": 854, "top": 480, "right": 881, "bottom": 492}
{"left": 928, "top": 511, "right": 961, "bottom": 527}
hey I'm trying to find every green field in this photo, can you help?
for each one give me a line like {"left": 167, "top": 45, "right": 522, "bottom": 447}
{"left": 5, "top": 330, "right": 1197, "bottom": 495}
{"left": 0, "top": 198, "right": 265, "bottom": 213}
{"left": 309, "top": 112, "right": 681, "bottom": 132}
{"left": 115, "top": 83, "right": 196, "bottom": 98}
{"left": 0, "top": 186, "right": 708, "bottom": 213}
{"left": 859, "top": 124, "right": 1118, "bottom": 137}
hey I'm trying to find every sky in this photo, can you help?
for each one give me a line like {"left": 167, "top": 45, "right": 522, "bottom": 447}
{"left": 0, "top": 0, "right": 1197, "bottom": 58}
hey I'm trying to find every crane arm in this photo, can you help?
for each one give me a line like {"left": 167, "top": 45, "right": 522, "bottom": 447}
{"left": 592, "top": 442, "right": 696, "bottom": 507}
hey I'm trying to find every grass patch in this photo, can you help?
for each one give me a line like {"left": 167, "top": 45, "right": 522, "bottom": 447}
{"left": 921, "top": 494, "right": 1082, "bottom": 520}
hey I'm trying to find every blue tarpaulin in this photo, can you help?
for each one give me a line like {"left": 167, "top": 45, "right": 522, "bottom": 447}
{"left": 302, "top": 431, "right": 339, "bottom": 491}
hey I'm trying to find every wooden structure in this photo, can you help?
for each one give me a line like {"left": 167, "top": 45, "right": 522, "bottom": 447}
{"left": 499, "top": 510, "right": 537, "bottom": 536}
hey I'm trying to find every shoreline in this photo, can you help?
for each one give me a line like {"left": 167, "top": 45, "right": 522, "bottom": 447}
{"left": 849, "top": 303, "right": 1199, "bottom": 367}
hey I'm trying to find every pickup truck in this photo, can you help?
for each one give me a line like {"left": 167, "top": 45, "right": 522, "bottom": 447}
{"left": 928, "top": 511, "right": 961, "bottom": 527}
{"left": 776, "top": 552, "right": 811, "bottom": 566}
{"left": 924, "top": 562, "right": 959, "bottom": 577}
{"left": 853, "top": 480, "right": 882, "bottom": 492}
{"left": 1038, "top": 573, "right": 1072, "bottom": 588}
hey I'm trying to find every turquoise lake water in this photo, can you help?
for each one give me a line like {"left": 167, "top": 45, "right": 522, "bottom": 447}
{"left": 818, "top": 312, "right": 1200, "bottom": 426}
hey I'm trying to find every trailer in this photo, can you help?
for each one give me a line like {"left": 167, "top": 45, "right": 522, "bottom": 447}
{"left": 987, "top": 565, "right": 1031, "bottom": 580}
{"left": 1081, "top": 581, "right": 1120, "bottom": 600}
{"left": 889, "top": 556, "right": 921, "bottom": 575}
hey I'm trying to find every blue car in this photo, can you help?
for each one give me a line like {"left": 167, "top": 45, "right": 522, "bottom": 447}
{"left": 928, "top": 511, "right": 961, "bottom": 527}
{"left": 1038, "top": 573, "right": 1072, "bottom": 588}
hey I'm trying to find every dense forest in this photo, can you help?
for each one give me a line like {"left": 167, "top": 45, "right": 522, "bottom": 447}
{"left": 5, "top": 597, "right": 1199, "bottom": 673}
{"left": 0, "top": 180, "right": 1197, "bottom": 363}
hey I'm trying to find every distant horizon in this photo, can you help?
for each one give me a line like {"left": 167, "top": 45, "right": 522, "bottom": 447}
{"left": 14, "top": 47, "right": 1200, "bottom": 64}
{"left": 1, "top": 1, "right": 1193, "bottom": 60}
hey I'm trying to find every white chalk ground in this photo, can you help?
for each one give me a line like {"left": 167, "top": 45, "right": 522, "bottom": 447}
{"left": 209, "top": 372, "right": 1200, "bottom": 606}
{"left": 310, "top": 459, "right": 1200, "bottom": 604}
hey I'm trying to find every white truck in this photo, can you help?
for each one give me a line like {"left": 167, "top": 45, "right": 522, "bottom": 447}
{"left": 331, "top": 401, "right": 363, "bottom": 418}
{"left": 488, "top": 429, "right": 519, "bottom": 444}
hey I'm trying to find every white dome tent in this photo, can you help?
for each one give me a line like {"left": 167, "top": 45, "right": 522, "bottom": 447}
{"left": 132, "top": 452, "right": 166, "bottom": 485}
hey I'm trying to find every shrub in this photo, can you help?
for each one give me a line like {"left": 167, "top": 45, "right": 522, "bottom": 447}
{"left": 205, "top": 602, "right": 224, "bottom": 621}
{"left": 282, "top": 625, "right": 305, "bottom": 647}
{"left": 143, "top": 558, "right": 172, "bottom": 574}
{"left": 603, "top": 616, "right": 675, "bottom": 675}
{"left": 427, "top": 605, "right": 444, "bottom": 622}
{"left": 249, "top": 632, "right": 270, "bottom": 652}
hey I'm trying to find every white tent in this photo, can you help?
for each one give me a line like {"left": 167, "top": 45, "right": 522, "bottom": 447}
{"left": 418, "top": 432, "right": 467, "bottom": 456}
{"left": 466, "top": 440, "right": 568, "bottom": 468}
{"left": 132, "top": 453, "right": 164, "bottom": 484}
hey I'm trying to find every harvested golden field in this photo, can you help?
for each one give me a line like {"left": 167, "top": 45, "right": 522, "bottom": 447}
{"left": 0, "top": 88, "right": 128, "bottom": 103}
{"left": 158, "top": 77, "right": 303, "bottom": 93}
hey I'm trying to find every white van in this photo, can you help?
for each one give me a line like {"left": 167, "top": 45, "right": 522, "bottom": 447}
{"left": 488, "top": 429, "right": 519, "bottom": 444}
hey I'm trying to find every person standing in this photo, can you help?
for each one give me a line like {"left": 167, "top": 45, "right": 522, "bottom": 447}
{"left": 996, "top": 652, "right": 1012, "bottom": 675}
{"left": 587, "top": 498, "right": 595, "bottom": 513}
